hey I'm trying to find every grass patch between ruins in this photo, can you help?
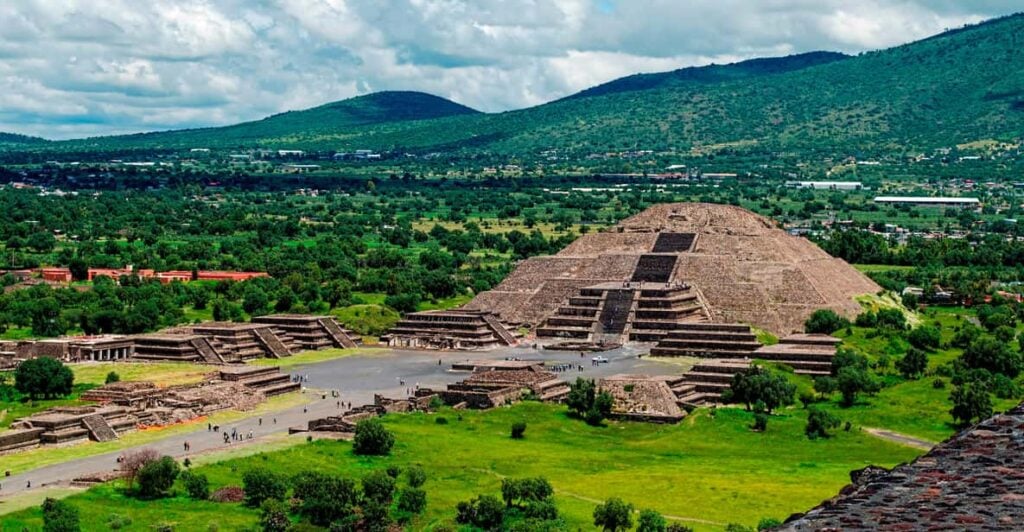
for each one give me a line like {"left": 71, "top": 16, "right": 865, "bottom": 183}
{"left": 1, "top": 402, "right": 920, "bottom": 531}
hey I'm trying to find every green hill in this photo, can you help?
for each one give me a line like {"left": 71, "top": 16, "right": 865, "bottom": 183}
{"left": 61, "top": 91, "right": 479, "bottom": 151}
{"left": 563, "top": 51, "right": 849, "bottom": 100}
{"left": 25, "top": 13, "right": 1024, "bottom": 156}
{"left": 0, "top": 132, "right": 47, "bottom": 146}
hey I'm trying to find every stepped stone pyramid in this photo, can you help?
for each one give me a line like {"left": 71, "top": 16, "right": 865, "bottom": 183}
{"left": 465, "top": 203, "right": 878, "bottom": 337}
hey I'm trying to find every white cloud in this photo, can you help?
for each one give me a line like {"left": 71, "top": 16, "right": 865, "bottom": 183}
{"left": 0, "top": 0, "right": 1014, "bottom": 139}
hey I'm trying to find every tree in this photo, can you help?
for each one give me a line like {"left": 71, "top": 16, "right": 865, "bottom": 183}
{"left": 259, "top": 498, "right": 291, "bottom": 532}
{"left": 42, "top": 497, "right": 80, "bottom": 532}
{"left": 907, "top": 325, "right": 940, "bottom": 350}
{"left": 874, "top": 308, "right": 907, "bottom": 331}
{"left": 950, "top": 382, "right": 993, "bottom": 426}
{"left": 961, "top": 337, "right": 1023, "bottom": 378}
{"left": 805, "top": 406, "right": 841, "bottom": 439}
{"left": 804, "top": 309, "right": 848, "bottom": 334}
{"left": 836, "top": 365, "right": 878, "bottom": 406}
{"left": 14, "top": 357, "right": 74, "bottom": 400}
{"left": 724, "top": 366, "right": 796, "bottom": 414}
{"left": 566, "top": 378, "right": 614, "bottom": 426}
{"left": 593, "top": 497, "right": 634, "bottom": 531}
{"left": 180, "top": 470, "right": 209, "bottom": 500}
{"left": 121, "top": 448, "right": 160, "bottom": 490}
{"left": 353, "top": 417, "right": 395, "bottom": 455}
{"left": 137, "top": 456, "right": 180, "bottom": 498}
{"left": 501, "top": 477, "right": 553, "bottom": 508}
{"left": 637, "top": 509, "right": 668, "bottom": 532}
{"left": 30, "top": 297, "right": 66, "bottom": 337}
{"left": 813, "top": 376, "right": 837, "bottom": 398}
{"left": 242, "top": 285, "right": 270, "bottom": 316}
{"left": 105, "top": 371, "right": 121, "bottom": 384}
{"left": 896, "top": 347, "right": 929, "bottom": 379}
{"left": 242, "top": 468, "right": 288, "bottom": 508}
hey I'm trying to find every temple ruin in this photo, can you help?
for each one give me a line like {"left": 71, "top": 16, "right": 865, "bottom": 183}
{"left": 0, "top": 367, "right": 298, "bottom": 454}
{"left": 464, "top": 203, "right": 878, "bottom": 339}
{"left": 0, "top": 314, "right": 360, "bottom": 367}
{"left": 382, "top": 309, "right": 520, "bottom": 350}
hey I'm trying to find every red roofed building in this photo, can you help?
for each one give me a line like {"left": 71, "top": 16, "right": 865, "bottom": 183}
{"left": 39, "top": 267, "right": 72, "bottom": 283}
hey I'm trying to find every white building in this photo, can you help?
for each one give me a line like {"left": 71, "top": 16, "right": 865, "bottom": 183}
{"left": 874, "top": 196, "right": 980, "bottom": 209}
{"left": 786, "top": 181, "right": 863, "bottom": 190}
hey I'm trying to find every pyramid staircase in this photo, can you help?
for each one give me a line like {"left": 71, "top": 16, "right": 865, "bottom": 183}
{"left": 81, "top": 414, "right": 119, "bottom": 442}
{"left": 190, "top": 337, "right": 225, "bottom": 364}
{"left": 649, "top": 322, "right": 761, "bottom": 358}
{"left": 673, "top": 359, "right": 752, "bottom": 406}
{"left": 253, "top": 327, "right": 292, "bottom": 358}
{"left": 318, "top": 317, "right": 358, "bottom": 348}
{"left": 750, "top": 334, "right": 840, "bottom": 376}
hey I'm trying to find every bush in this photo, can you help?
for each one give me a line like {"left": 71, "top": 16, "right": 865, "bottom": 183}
{"left": 804, "top": 309, "right": 848, "bottom": 334}
{"left": 406, "top": 465, "right": 426, "bottom": 488}
{"left": 757, "top": 517, "right": 783, "bottom": 530}
{"left": 511, "top": 421, "right": 527, "bottom": 439}
{"left": 14, "top": 357, "right": 74, "bottom": 400}
{"left": 961, "top": 337, "right": 1023, "bottom": 378}
{"left": 991, "top": 373, "right": 1021, "bottom": 399}
{"left": 875, "top": 308, "right": 907, "bottom": 330}
{"left": 137, "top": 456, "right": 180, "bottom": 498}
{"left": 42, "top": 497, "right": 80, "bottom": 532}
{"left": 259, "top": 498, "right": 291, "bottom": 532}
{"left": 105, "top": 371, "right": 121, "bottom": 384}
{"left": 292, "top": 471, "right": 359, "bottom": 527}
{"left": 805, "top": 406, "right": 841, "bottom": 439}
{"left": 180, "top": 470, "right": 210, "bottom": 500}
{"left": 666, "top": 524, "right": 695, "bottom": 532}
{"left": 593, "top": 497, "right": 634, "bottom": 531}
{"left": 456, "top": 494, "right": 505, "bottom": 529}
{"left": 752, "top": 411, "right": 768, "bottom": 432}
{"left": 896, "top": 347, "right": 928, "bottom": 379}
{"left": 950, "top": 382, "right": 993, "bottom": 425}
{"left": 637, "top": 509, "right": 667, "bottom": 532}
{"left": 906, "top": 326, "right": 940, "bottom": 350}
{"left": 397, "top": 487, "right": 428, "bottom": 514}
{"left": 932, "top": 378, "right": 946, "bottom": 389}
{"left": 435, "top": 416, "right": 449, "bottom": 425}
{"left": 566, "top": 378, "right": 614, "bottom": 426}
{"left": 362, "top": 469, "right": 397, "bottom": 504}
{"left": 386, "top": 465, "right": 402, "bottom": 478}
{"left": 242, "top": 468, "right": 288, "bottom": 507}
{"left": 106, "top": 514, "right": 132, "bottom": 530}
{"left": 353, "top": 417, "right": 395, "bottom": 456}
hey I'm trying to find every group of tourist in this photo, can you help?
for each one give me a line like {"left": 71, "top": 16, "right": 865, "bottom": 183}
{"left": 550, "top": 363, "right": 586, "bottom": 373}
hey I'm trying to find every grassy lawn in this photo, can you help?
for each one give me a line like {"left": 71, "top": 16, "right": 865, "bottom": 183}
{"left": 0, "top": 327, "right": 33, "bottom": 341}
{"left": 416, "top": 294, "right": 473, "bottom": 311}
{"left": 71, "top": 361, "right": 219, "bottom": 387}
{"left": 249, "top": 348, "right": 374, "bottom": 369}
{"left": 853, "top": 264, "right": 915, "bottom": 273}
{"left": 0, "top": 392, "right": 312, "bottom": 477}
{"left": 2, "top": 402, "right": 920, "bottom": 531}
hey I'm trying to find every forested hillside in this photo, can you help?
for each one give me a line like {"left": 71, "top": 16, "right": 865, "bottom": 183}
{"left": 19, "top": 13, "right": 1024, "bottom": 157}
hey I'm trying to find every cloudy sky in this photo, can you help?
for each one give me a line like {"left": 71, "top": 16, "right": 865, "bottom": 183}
{"left": 0, "top": 1, "right": 1019, "bottom": 139}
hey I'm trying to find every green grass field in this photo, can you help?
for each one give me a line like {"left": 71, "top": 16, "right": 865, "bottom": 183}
{"left": 1, "top": 402, "right": 919, "bottom": 531}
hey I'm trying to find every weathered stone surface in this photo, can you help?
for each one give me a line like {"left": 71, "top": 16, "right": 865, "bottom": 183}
{"left": 782, "top": 402, "right": 1024, "bottom": 530}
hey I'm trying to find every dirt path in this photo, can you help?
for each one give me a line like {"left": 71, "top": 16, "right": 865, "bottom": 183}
{"left": 863, "top": 427, "right": 935, "bottom": 450}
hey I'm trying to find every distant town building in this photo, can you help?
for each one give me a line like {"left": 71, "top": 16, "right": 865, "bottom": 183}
{"left": 874, "top": 196, "right": 980, "bottom": 209}
{"left": 786, "top": 181, "right": 863, "bottom": 190}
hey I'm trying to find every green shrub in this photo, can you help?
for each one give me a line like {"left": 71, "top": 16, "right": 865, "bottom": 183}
{"left": 805, "top": 406, "right": 841, "bottom": 439}
{"left": 180, "top": 470, "right": 210, "bottom": 500}
{"left": 406, "top": 465, "right": 426, "bottom": 488}
{"left": 137, "top": 456, "right": 180, "bottom": 498}
{"left": 397, "top": 487, "right": 428, "bottom": 514}
{"left": 42, "top": 498, "right": 80, "bottom": 532}
{"left": 353, "top": 418, "right": 395, "bottom": 456}
{"left": 511, "top": 421, "right": 527, "bottom": 439}
{"left": 105, "top": 371, "right": 121, "bottom": 384}
{"left": 242, "top": 468, "right": 288, "bottom": 508}
{"left": 637, "top": 509, "right": 667, "bottom": 532}
{"left": 362, "top": 470, "right": 396, "bottom": 504}
{"left": 258, "top": 498, "right": 290, "bottom": 532}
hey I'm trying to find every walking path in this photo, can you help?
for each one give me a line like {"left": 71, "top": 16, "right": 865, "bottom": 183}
{"left": 0, "top": 344, "right": 664, "bottom": 501}
{"left": 863, "top": 427, "right": 936, "bottom": 450}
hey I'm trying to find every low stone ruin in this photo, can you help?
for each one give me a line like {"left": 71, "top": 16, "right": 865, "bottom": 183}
{"left": 598, "top": 375, "right": 687, "bottom": 423}
{"left": 781, "top": 401, "right": 1024, "bottom": 530}
{"left": 0, "top": 367, "right": 298, "bottom": 454}
{"left": 0, "top": 314, "right": 360, "bottom": 367}
{"left": 382, "top": 309, "right": 520, "bottom": 350}
{"left": 751, "top": 333, "right": 839, "bottom": 376}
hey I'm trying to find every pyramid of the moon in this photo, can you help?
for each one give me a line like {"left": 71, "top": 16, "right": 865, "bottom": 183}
{"left": 464, "top": 203, "right": 879, "bottom": 336}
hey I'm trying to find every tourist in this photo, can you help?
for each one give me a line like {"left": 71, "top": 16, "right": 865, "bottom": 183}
{"left": 207, "top": 422, "right": 211, "bottom": 431}
{"left": 258, "top": 418, "right": 262, "bottom": 426}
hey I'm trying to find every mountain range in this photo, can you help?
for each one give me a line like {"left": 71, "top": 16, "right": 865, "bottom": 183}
{"left": 7, "top": 13, "right": 1024, "bottom": 157}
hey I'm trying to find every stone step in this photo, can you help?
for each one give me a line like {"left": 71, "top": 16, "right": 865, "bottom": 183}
{"left": 81, "top": 414, "right": 118, "bottom": 442}
{"left": 681, "top": 371, "right": 736, "bottom": 384}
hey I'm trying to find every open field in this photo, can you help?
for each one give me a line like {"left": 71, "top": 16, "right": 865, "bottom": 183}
{"left": 249, "top": 347, "right": 374, "bottom": 369}
{"left": 1, "top": 402, "right": 919, "bottom": 531}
